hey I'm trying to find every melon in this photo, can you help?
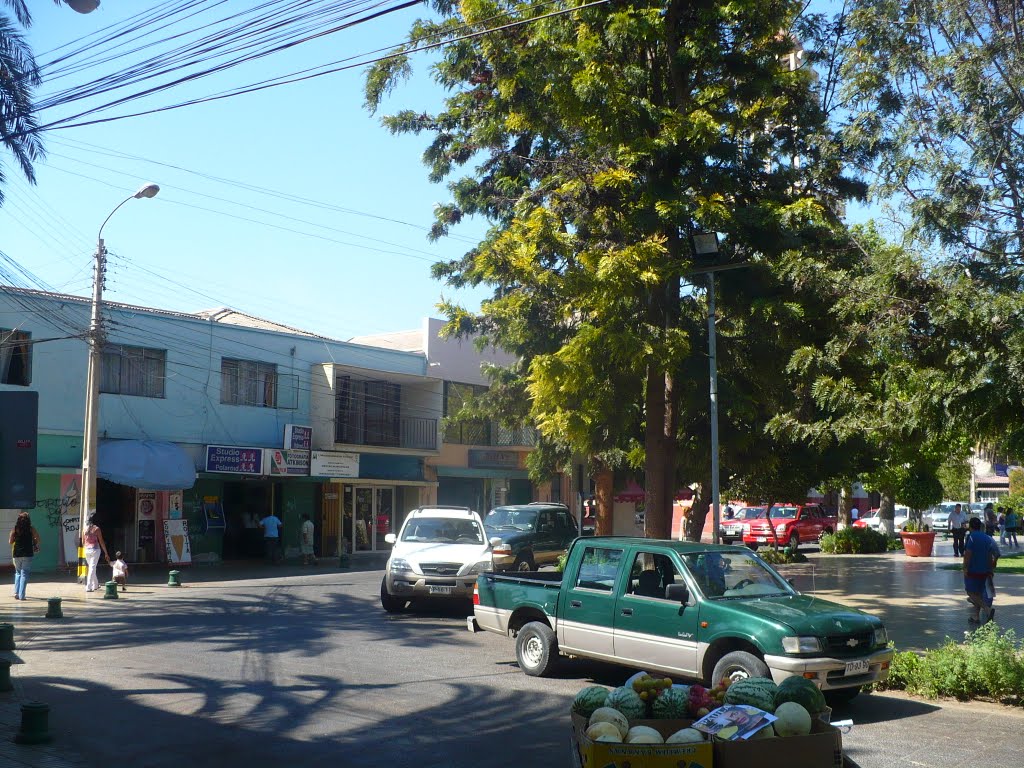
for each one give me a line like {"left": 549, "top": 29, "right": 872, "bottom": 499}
{"left": 666, "top": 728, "right": 705, "bottom": 744}
{"left": 625, "top": 725, "right": 664, "bottom": 744}
{"left": 774, "top": 676, "right": 826, "bottom": 714}
{"left": 651, "top": 687, "right": 689, "bottom": 719}
{"left": 722, "top": 677, "right": 778, "bottom": 711}
{"left": 774, "top": 701, "right": 813, "bottom": 737}
{"left": 750, "top": 724, "right": 776, "bottom": 739}
{"left": 605, "top": 686, "right": 647, "bottom": 721}
{"left": 586, "top": 722, "right": 622, "bottom": 742}
{"left": 572, "top": 685, "right": 610, "bottom": 718}
{"left": 588, "top": 707, "right": 629, "bottom": 739}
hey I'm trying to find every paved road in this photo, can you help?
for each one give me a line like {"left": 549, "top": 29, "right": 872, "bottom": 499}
{"left": 0, "top": 563, "right": 1021, "bottom": 767}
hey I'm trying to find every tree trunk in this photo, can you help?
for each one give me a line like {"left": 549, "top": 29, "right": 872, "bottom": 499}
{"left": 644, "top": 363, "right": 672, "bottom": 539}
{"left": 838, "top": 485, "right": 854, "bottom": 530}
{"left": 878, "top": 490, "right": 896, "bottom": 536}
{"left": 594, "top": 461, "right": 614, "bottom": 536}
{"left": 684, "top": 477, "right": 712, "bottom": 541}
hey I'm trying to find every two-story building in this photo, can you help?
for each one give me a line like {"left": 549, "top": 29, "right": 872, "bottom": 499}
{"left": 0, "top": 287, "right": 442, "bottom": 570}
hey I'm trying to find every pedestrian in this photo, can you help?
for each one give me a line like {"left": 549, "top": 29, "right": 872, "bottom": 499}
{"left": 948, "top": 503, "right": 968, "bottom": 557}
{"left": 8, "top": 512, "right": 40, "bottom": 601}
{"left": 82, "top": 514, "right": 111, "bottom": 593}
{"left": 963, "top": 517, "right": 1000, "bottom": 624}
{"left": 111, "top": 551, "right": 129, "bottom": 592}
{"left": 984, "top": 502, "right": 996, "bottom": 536}
{"left": 851, "top": 507, "right": 860, "bottom": 522}
{"left": 997, "top": 507, "right": 1007, "bottom": 545}
{"left": 300, "top": 513, "right": 316, "bottom": 566}
{"left": 259, "top": 511, "right": 283, "bottom": 563}
{"left": 1005, "top": 507, "right": 1019, "bottom": 548}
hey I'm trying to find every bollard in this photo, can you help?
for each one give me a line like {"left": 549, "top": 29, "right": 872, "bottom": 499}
{"left": 0, "top": 624, "right": 14, "bottom": 651}
{"left": 338, "top": 552, "right": 350, "bottom": 569}
{"left": 167, "top": 570, "right": 181, "bottom": 587}
{"left": 0, "top": 660, "right": 12, "bottom": 692}
{"left": 102, "top": 581, "right": 119, "bottom": 600}
{"left": 45, "top": 598, "right": 63, "bottom": 619}
{"left": 13, "top": 702, "right": 52, "bottom": 744}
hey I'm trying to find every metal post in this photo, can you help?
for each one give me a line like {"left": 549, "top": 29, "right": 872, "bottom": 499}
{"left": 707, "top": 272, "right": 721, "bottom": 545}
{"left": 78, "top": 237, "right": 105, "bottom": 581}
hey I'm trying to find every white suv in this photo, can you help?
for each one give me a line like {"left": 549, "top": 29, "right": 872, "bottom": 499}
{"left": 380, "top": 506, "right": 493, "bottom": 612}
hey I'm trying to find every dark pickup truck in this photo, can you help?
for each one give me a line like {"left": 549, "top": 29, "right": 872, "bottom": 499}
{"left": 472, "top": 537, "right": 892, "bottom": 701}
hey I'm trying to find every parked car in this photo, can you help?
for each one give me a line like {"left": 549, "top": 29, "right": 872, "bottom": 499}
{"left": 742, "top": 503, "right": 837, "bottom": 550}
{"left": 925, "top": 501, "right": 970, "bottom": 533}
{"left": 853, "top": 506, "right": 910, "bottom": 532}
{"left": 484, "top": 502, "right": 578, "bottom": 571}
{"left": 472, "top": 537, "right": 892, "bottom": 700}
{"left": 380, "top": 506, "right": 492, "bottom": 612}
{"left": 721, "top": 505, "right": 766, "bottom": 544}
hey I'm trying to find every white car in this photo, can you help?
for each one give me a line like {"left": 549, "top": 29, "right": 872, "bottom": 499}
{"left": 856, "top": 506, "right": 911, "bottom": 532}
{"left": 380, "top": 506, "right": 494, "bottom": 612}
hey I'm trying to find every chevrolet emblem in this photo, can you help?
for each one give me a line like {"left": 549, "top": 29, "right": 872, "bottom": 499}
{"left": 846, "top": 638, "right": 859, "bottom": 648}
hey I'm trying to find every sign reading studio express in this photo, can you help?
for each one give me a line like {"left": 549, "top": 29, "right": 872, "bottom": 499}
{"left": 204, "top": 445, "right": 264, "bottom": 474}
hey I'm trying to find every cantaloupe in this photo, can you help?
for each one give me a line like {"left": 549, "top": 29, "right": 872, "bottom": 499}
{"left": 588, "top": 707, "right": 629, "bottom": 739}
{"left": 625, "top": 725, "right": 664, "bottom": 744}
{"left": 666, "top": 727, "right": 705, "bottom": 744}
{"left": 774, "top": 702, "right": 812, "bottom": 737}
{"left": 586, "top": 722, "right": 622, "bottom": 742}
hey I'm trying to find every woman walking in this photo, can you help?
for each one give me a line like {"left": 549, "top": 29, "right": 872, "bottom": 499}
{"left": 82, "top": 515, "right": 110, "bottom": 592}
{"left": 9, "top": 512, "right": 40, "bottom": 600}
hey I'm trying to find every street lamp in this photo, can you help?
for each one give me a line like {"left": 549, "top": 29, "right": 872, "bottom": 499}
{"left": 63, "top": 0, "right": 101, "bottom": 13}
{"left": 692, "top": 233, "right": 722, "bottom": 545}
{"left": 78, "top": 183, "right": 159, "bottom": 581}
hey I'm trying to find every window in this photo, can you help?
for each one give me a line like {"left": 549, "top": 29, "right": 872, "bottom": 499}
{"left": 442, "top": 380, "right": 490, "bottom": 444}
{"left": 335, "top": 376, "right": 401, "bottom": 445}
{"left": 626, "top": 551, "right": 680, "bottom": 600}
{"left": 221, "top": 358, "right": 277, "bottom": 407}
{"left": 574, "top": 546, "right": 623, "bottom": 592}
{"left": 681, "top": 550, "right": 792, "bottom": 599}
{"left": 100, "top": 345, "right": 165, "bottom": 398}
{"left": 0, "top": 329, "right": 31, "bottom": 385}
{"left": 556, "top": 510, "right": 574, "bottom": 532}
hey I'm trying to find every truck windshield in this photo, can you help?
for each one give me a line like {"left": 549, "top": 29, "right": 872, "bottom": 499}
{"left": 484, "top": 508, "right": 539, "bottom": 531}
{"left": 768, "top": 506, "right": 798, "bottom": 519}
{"left": 400, "top": 518, "right": 484, "bottom": 544}
{"left": 681, "top": 551, "right": 793, "bottom": 600}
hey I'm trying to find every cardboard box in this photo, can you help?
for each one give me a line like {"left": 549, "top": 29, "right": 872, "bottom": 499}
{"left": 570, "top": 714, "right": 713, "bottom": 768}
{"left": 712, "top": 719, "right": 843, "bottom": 768}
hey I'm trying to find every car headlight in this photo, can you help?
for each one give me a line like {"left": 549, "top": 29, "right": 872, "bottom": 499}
{"left": 464, "top": 560, "right": 494, "bottom": 575}
{"left": 781, "top": 636, "right": 822, "bottom": 653}
{"left": 389, "top": 557, "right": 412, "bottom": 573}
{"left": 874, "top": 626, "right": 888, "bottom": 647}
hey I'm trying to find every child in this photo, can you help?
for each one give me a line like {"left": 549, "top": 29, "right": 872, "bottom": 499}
{"left": 112, "top": 552, "right": 129, "bottom": 592}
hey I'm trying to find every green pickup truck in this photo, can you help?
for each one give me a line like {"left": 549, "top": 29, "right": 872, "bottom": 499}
{"left": 472, "top": 537, "right": 892, "bottom": 701}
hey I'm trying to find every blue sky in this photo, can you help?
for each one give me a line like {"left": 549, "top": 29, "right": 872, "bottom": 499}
{"left": 1, "top": 1, "right": 489, "bottom": 340}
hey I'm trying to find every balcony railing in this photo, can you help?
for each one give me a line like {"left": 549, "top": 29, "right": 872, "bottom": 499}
{"left": 443, "top": 420, "right": 538, "bottom": 447}
{"left": 335, "top": 415, "right": 437, "bottom": 451}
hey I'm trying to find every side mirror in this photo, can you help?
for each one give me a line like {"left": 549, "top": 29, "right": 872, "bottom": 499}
{"left": 665, "top": 583, "right": 689, "bottom": 604}
{"left": 489, "top": 537, "right": 503, "bottom": 548}
{"left": 787, "top": 578, "right": 797, "bottom": 590}
{"left": 384, "top": 533, "right": 396, "bottom": 545}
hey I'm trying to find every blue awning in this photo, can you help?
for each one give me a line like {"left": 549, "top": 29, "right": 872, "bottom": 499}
{"left": 98, "top": 440, "right": 197, "bottom": 490}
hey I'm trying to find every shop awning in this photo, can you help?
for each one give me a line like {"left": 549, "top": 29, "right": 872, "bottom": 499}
{"left": 99, "top": 440, "right": 197, "bottom": 490}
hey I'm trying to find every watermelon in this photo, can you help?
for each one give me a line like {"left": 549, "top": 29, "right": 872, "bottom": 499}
{"left": 774, "top": 701, "right": 812, "bottom": 737}
{"left": 651, "top": 687, "right": 689, "bottom": 719}
{"left": 572, "top": 685, "right": 610, "bottom": 718}
{"left": 605, "top": 686, "right": 647, "bottom": 720}
{"left": 774, "top": 676, "right": 826, "bottom": 714}
{"left": 722, "top": 677, "right": 778, "bottom": 711}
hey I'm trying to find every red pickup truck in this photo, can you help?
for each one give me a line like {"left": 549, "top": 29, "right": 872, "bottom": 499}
{"left": 742, "top": 503, "right": 836, "bottom": 550}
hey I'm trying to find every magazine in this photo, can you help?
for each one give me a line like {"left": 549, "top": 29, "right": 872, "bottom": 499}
{"left": 692, "top": 704, "right": 777, "bottom": 741}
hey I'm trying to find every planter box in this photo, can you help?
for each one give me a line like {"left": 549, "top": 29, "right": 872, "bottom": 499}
{"left": 900, "top": 531, "right": 936, "bottom": 557}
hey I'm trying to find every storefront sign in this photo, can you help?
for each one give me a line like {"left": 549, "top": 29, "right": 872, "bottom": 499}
{"left": 284, "top": 424, "right": 312, "bottom": 451}
{"left": 164, "top": 518, "right": 192, "bottom": 564}
{"left": 468, "top": 449, "right": 525, "bottom": 470}
{"left": 310, "top": 450, "right": 359, "bottom": 478}
{"left": 60, "top": 512, "right": 79, "bottom": 567}
{"left": 265, "top": 449, "right": 311, "bottom": 476}
{"left": 205, "top": 445, "right": 264, "bottom": 474}
{"left": 137, "top": 490, "right": 157, "bottom": 518}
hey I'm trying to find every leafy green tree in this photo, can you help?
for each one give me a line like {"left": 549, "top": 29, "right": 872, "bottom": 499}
{"left": 367, "top": 0, "right": 858, "bottom": 538}
{"left": 0, "top": 0, "right": 47, "bottom": 203}
{"left": 938, "top": 454, "right": 972, "bottom": 502}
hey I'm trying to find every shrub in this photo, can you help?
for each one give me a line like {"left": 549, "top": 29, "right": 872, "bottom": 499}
{"left": 902, "top": 519, "right": 931, "bottom": 533}
{"left": 819, "top": 527, "right": 892, "bottom": 554}
{"left": 887, "top": 536, "right": 904, "bottom": 551}
{"left": 757, "top": 548, "right": 808, "bottom": 565}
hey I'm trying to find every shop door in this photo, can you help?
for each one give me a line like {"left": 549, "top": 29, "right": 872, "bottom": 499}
{"left": 351, "top": 486, "right": 396, "bottom": 551}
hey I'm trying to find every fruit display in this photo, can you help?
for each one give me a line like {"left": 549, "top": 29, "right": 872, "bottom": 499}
{"left": 605, "top": 685, "right": 648, "bottom": 720}
{"left": 585, "top": 721, "right": 623, "bottom": 742}
{"left": 773, "top": 675, "right": 827, "bottom": 715}
{"left": 625, "top": 725, "right": 664, "bottom": 744}
{"left": 773, "top": 701, "right": 813, "bottom": 737}
{"left": 722, "top": 676, "right": 779, "bottom": 711}
{"left": 650, "top": 687, "right": 689, "bottom": 719}
{"left": 630, "top": 673, "right": 674, "bottom": 702}
{"left": 686, "top": 684, "right": 717, "bottom": 717}
{"left": 571, "top": 685, "right": 610, "bottom": 718}
{"left": 587, "top": 707, "right": 629, "bottom": 739}
{"left": 665, "top": 727, "right": 706, "bottom": 744}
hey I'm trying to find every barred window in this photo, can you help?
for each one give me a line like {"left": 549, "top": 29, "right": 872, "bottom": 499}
{"left": 0, "top": 329, "right": 31, "bottom": 386}
{"left": 221, "top": 358, "right": 276, "bottom": 407}
{"left": 101, "top": 345, "right": 165, "bottom": 398}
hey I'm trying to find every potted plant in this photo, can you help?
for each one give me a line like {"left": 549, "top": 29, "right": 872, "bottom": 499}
{"left": 900, "top": 519, "right": 936, "bottom": 557}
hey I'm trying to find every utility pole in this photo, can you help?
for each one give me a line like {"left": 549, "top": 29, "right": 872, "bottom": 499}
{"left": 706, "top": 270, "right": 720, "bottom": 544}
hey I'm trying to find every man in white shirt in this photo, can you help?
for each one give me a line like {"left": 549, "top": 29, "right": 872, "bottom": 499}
{"left": 948, "top": 504, "right": 969, "bottom": 558}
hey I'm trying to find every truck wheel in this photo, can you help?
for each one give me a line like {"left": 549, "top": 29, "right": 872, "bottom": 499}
{"left": 380, "top": 577, "right": 407, "bottom": 614}
{"left": 712, "top": 651, "right": 770, "bottom": 685}
{"left": 788, "top": 532, "right": 800, "bottom": 550}
{"left": 515, "top": 621, "right": 559, "bottom": 677}
{"left": 514, "top": 554, "right": 536, "bottom": 572}
{"left": 824, "top": 686, "right": 861, "bottom": 706}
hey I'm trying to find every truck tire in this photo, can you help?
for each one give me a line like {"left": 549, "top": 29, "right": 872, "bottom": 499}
{"left": 514, "top": 554, "right": 536, "bottom": 572}
{"left": 515, "top": 621, "right": 559, "bottom": 677}
{"left": 788, "top": 532, "right": 800, "bottom": 550}
{"left": 711, "top": 650, "right": 770, "bottom": 685}
{"left": 380, "top": 577, "right": 407, "bottom": 614}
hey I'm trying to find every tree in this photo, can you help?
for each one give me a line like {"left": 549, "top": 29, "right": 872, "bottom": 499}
{"left": 0, "top": 0, "right": 46, "bottom": 204}
{"left": 367, "top": 0, "right": 858, "bottom": 538}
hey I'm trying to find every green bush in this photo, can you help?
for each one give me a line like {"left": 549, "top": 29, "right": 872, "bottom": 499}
{"left": 819, "top": 527, "right": 892, "bottom": 554}
{"left": 887, "top": 536, "right": 904, "bottom": 551}
{"left": 757, "top": 548, "right": 809, "bottom": 565}
{"left": 877, "top": 624, "right": 1024, "bottom": 704}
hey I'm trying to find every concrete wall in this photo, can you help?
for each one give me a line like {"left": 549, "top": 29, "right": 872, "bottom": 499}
{"left": 422, "top": 317, "right": 516, "bottom": 386}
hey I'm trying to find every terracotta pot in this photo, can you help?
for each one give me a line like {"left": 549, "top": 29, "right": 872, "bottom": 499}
{"left": 900, "top": 531, "right": 936, "bottom": 557}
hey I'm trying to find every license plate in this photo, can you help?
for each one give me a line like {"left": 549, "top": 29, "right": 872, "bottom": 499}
{"left": 757, "top": 536, "right": 768, "bottom": 543}
{"left": 844, "top": 659, "right": 870, "bottom": 676}
{"left": 428, "top": 586, "right": 453, "bottom": 595}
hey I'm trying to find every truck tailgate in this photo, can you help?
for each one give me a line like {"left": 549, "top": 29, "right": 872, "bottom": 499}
{"left": 474, "top": 571, "right": 562, "bottom": 635}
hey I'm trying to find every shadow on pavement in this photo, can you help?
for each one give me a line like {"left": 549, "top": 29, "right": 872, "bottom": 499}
{"left": 832, "top": 691, "right": 941, "bottom": 724}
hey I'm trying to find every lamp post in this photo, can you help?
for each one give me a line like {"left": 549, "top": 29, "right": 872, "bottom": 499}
{"left": 77, "top": 183, "right": 159, "bottom": 581}
{"left": 691, "top": 233, "right": 722, "bottom": 544}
